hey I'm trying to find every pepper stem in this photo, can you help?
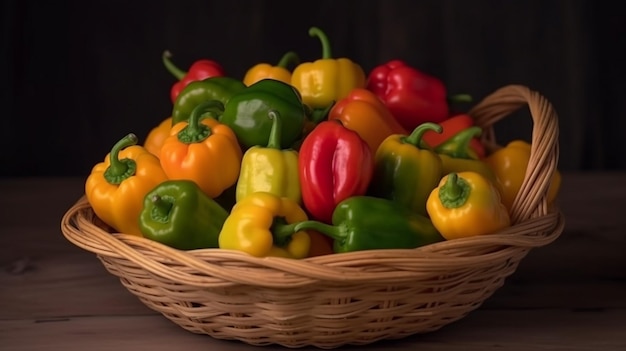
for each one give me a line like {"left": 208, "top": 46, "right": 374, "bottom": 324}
{"left": 309, "top": 27, "right": 332, "bottom": 59}
{"left": 448, "top": 94, "right": 473, "bottom": 105}
{"left": 103, "top": 133, "right": 138, "bottom": 185}
{"left": 292, "top": 220, "right": 345, "bottom": 242}
{"left": 271, "top": 217, "right": 297, "bottom": 247}
{"left": 277, "top": 51, "right": 300, "bottom": 69}
{"left": 402, "top": 122, "right": 442, "bottom": 147}
{"left": 162, "top": 50, "right": 186, "bottom": 80}
{"left": 434, "top": 126, "right": 482, "bottom": 159}
{"left": 266, "top": 110, "right": 282, "bottom": 149}
{"left": 177, "top": 100, "right": 225, "bottom": 144}
{"left": 438, "top": 173, "right": 470, "bottom": 208}
{"left": 150, "top": 195, "right": 173, "bottom": 222}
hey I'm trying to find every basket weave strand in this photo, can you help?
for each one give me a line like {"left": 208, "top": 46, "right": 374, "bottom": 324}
{"left": 61, "top": 84, "right": 565, "bottom": 349}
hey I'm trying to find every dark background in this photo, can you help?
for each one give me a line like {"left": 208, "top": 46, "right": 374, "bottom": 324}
{"left": 2, "top": 0, "right": 624, "bottom": 177}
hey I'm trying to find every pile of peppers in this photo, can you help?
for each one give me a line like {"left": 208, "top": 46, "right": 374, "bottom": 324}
{"left": 85, "top": 26, "right": 561, "bottom": 258}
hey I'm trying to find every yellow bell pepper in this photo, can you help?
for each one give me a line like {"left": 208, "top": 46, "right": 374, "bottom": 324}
{"left": 159, "top": 100, "right": 242, "bottom": 198}
{"left": 291, "top": 27, "right": 366, "bottom": 109}
{"left": 243, "top": 51, "right": 299, "bottom": 87}
{"left": 218, "top": 192, "right": 311, "bottom": 258}
{"left": 484, "top": 140, "right": 561, "bottom": 212}
{"left": 85, "top": 133, "right": 169, "bottom": 236}
{"left": 426, "top": 172, "right": 511, "bottom": 240}
{"left": 143, "top": 116, "right": 172, "bottom": 157}
{"left": 236, "top": 111, "right": 301, "bottom": 203}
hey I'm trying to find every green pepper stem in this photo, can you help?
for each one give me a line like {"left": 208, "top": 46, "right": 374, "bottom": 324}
{"left": 277, "top": 51, "right": 300, "bottom": 69}
{"left": 402, "top": 122, "right": 442, "bottom": 147}
{"left": 162, "top": 50, "right": 186, "bottom": 80}
{"left": 309, "top": 27, "right": 332, "bottom": 59}
{"left": 292, "top": 220, "right": 345, "bottom": 242}
{"left": 178, "top": 100, "right": 225, "bottom": 144}
{"left": 150, "top": 195, "right": 173, "bottom": 222}
{"left": 266, "top": 110, "right": 282, "bottom": 149}
{"left": 447, "top": 94, "right": 473, "bottom": 105}
{"left": 438, "top": 173, "right": 470, "bottom": 208}
{"left": 103, "top": 133, "right": 138, "bottom": 185}
{"left": 434, "top": 126, "right": 482, "bottom": 159}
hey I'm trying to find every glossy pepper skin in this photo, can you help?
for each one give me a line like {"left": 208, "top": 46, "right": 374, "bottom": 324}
{"left": 218, "top": 192, "right": 311, "bottom": 258}
{"left": 328, "top": 88, "right": 408, "bottom": 155}
{"left": 144, "top": 116, "right": 172, "bottom": 157}
{"left": 171, "top": 76, "right": 246, "bottom": 125}
{"left": 236, "top": 110, "right": 301, "bottom": 203}
{"left": 369, "top": 122, "right": 443, "bottom": 216}
{"left": 291, "top": 27, "right": 366, "bottom": 109}
{"left": 220, "top": 78, "right": 307, "bottom": 150}
{"left": 162, "top": 50, "right": 225, "bottom": 104}
{"left": 85, "top": 133, "right": 169, "bottom": 236}
{"left": 427, "top": 172, "right": 511, "bottom": 240}
{"left": 159, "top": 100, "right": 243, "bottom": 198}
{"left": 294, "top": 196, "right": 444, "bottom": 253}
{"left": 434, "top": 126, "right": 501, "bottom": 192}
{"left": 367, "top": 59, "right": 449, "bottom": 131}
{"left": 298, "top": 120, "right": 374, "bottom": 223}
{"left": 243, "top": 51, "right": 300, "bottom": 87}
{"left": 422, "top": 114, "right": 486, "bottom": 159}
{"left": 484, "top": 140, "right": 561, "bottom": 212}
{"left": 139, "top": 180, "right": 229, "bottom": 250}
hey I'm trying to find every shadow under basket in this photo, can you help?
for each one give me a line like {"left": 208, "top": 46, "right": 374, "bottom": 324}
{"left": 61, "top": 84, "right": 565, "bottom": 349}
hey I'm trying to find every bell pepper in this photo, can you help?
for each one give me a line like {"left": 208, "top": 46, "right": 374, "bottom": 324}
{"left": 220, "top": 78, "right": 307, "bottom": 150}
{"left": 171, "top": 76, "right": 246, "bottom": 125}
{"left": 291, "top": 27, "right": 366, "bottom": 109}
{"left": 422, "top": 114, "right": 486, "bottom": 158}
{"left": 138, "top": 179, "right": 229, "bottom": 250}
{"left": 369, "top": 122, "right": 443, "bottom": 216}
{"left": 434, "top": 126, "right": 501, "bottom": 192}
{"left": 162, "top": 50, "right": 225, "bottom": 103}
{"left": 298, "top": 120, "right": 374, "bottom": 223}
{"left": 426, "top": 172, "right": 511, "bottom": 240}
{"left": 484, "top": 140, "right": 561, "bottom": 212}
{"left": 327, "top": 88, "right": 408, "bottom": 155}
{"left": 218, "top": 192, "right": 311, "bottom": 258}
{"left": 293, "top": 196, "right": 444, "bottom": 253}
{"left": 236, "top": 110, "right": 301, "bottom": 203}
{"left": 159, "top": 100, "right": 243, "bottom": 198}
{"left": 243, "top": 51, "right": 300, "bottom": 87}
{"left": 366, "top": 59, "right": 450, "bottom": 131}
{"left": 143, "top": 116, "right": 172, "bottom": 157}
{"left": 85, "top": 133, "right": 169, "bottom": 236}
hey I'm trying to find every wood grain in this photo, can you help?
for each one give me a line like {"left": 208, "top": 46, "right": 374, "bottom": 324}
{"left": 1, "top": 173, "right": 625, "bottom": 350}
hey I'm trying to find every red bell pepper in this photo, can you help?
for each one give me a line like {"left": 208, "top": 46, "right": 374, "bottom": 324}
{"left": 422, "top": 114, "right": 486, "bottom": 158}
{"left": 298, "top": 120, "right": 374, "bottom": 223}
{"left": 162, "top": 50, "right": 225, "bottom": 103}
{"left": 366, "top": 59, "right": 449, "bottom": 131}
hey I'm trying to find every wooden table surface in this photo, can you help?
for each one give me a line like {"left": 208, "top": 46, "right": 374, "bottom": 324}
{"left": 1, "top": 172, "right": 625, "bottom": 351}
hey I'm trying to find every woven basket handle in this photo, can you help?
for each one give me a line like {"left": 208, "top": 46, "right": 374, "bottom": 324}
{"left": 468, "top": 85, "right": 560, "bottom": 224}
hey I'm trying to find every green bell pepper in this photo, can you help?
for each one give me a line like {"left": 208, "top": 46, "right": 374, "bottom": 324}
{"left": 171, "top": 76, "right": 246, "bottom": 125}
{"left": 293, "top": 196, "right": 444, "bottom": 253}
{"left": 368, "top": 122, "right": 443, "bottom": 216}
{"left": 139, "top": 179, "right": 229, "bottom": 250}
{"left": 219, "top": 78, "right": 307, "bottom": 150}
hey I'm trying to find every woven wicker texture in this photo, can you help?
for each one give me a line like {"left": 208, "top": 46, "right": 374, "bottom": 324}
{"left": 61, "top": 84, "right": 565, "bottom": 349}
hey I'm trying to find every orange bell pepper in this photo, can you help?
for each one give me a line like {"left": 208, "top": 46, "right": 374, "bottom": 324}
{"left": 243, "top": 51, "right": 300, "bottom": 87}
{"left": 484, "top": 140, "right": 561, "bottom": 212}
{"left": 85, "top": 133, "right": 169, "bottom": 236}
{"left": 327, "top": 88, "right": 407, "bottom": 154}
{"left": 143, "top": 116, "right": 172, "bottom": 157}
{"left": 159, "top": 100, "right": 243, "bottom": 198}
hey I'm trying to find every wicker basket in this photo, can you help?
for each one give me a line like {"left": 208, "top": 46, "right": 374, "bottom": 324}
{"left": 61, "top": 84, "right": 565, "bottom": 349}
